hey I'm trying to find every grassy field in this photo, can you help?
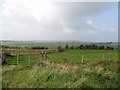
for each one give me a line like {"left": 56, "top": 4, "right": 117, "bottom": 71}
{"left": 2, "top": 50, "right": 119, "bottom": 88}
{"left": 48, "top": 50, "right": 118, "bottom": 64}
{"left": 6, "top": 50, "right": 118, "bottom": 65}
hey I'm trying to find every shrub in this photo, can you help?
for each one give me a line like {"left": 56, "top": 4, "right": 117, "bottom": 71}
{"left": 65, "top": 44, "right": 69, "bottom": 50}
{"left": 57, "top": 46, "right": 64, "bottom": 52}
{"left": 32, "top": 46, "right": 48, "bottom": 50}
{"left": 70, "top": 45, "right": 74, "bottom": 49}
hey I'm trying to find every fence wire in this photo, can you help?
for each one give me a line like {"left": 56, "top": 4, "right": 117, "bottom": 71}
{"left": 6, "top": 53, "right": 118, "bottom": 65}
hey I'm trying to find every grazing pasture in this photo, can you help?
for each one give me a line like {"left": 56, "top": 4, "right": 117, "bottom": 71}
{"left": 2, "top": 41, "right": 119, "bottom": 88}
{"left": 48, "top": 50, "right": 118, "bottom": 64}
{"left": 3, "top": 54, "right": 119, "bottom": 88}
{"left": 6, "top": 50, "right": 118, "bottom": 65}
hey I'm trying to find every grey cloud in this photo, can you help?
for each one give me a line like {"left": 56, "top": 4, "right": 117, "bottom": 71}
{"left": 55, "top": 2, "right": 115, "bottom": 19}
{"left": 0, "top": 1, "right": 117, "bottom": 41}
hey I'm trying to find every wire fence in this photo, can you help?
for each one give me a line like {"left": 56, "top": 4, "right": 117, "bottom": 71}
{"left": 6, "top": 53, "right": 118, "bottom": 65}
{"left": 6, "top": 54, "right": 39, "bottom": 65}
{"left": 48, "top": 53, "right": 118, "bottom": 64}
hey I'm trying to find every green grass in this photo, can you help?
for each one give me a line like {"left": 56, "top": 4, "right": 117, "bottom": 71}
{"left": 6, "top": 54, "right": 40, "bottom": 65}
{"left": 2, "top": 60, "right": 119, "bottom": 88}
{"left": 3, "top": 50, "right": 119, "bottom": 88}
{"left": 48, "top": 50, "right": 118, "bottom": 64}
{"left": 6, "top": 50, "right": 118, "bottom": 65}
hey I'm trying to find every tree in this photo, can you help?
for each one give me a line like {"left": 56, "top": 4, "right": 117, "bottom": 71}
{"left": 76, "top": 46, "right": 80, "bottom": 49}
{"left": 92, "top": 44, "right": 98, "bottom": 50}
{"left": 99, "top": 45, "right": 105, "bottom": 50}
{"left": 70, "top": 45, "right": 74, "bottom": 49}
{"left": 85, "top": 45, "right": 90, "bottom": 49}
{"left": 32, "top": 46, "right": 48, "bottom": 50}
{"left": 65, "top": 44, "right": 69, "bottom": 50}
{"left": 80, "top": 45, "right": 85, "bottom": 49}
{"left": 2, "top": 52, "right": 8, "bottom": 65}
{"left": 57, "top": 46, "right": 64, "bottom": 52}
{"left": 106, "top": 46, "right": 114, "bottom": 50}
{"left": 2, "top": 45, "right": 9, "bottom": 48}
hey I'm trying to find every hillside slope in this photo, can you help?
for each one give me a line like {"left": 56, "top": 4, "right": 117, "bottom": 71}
{"left": 2, "top": 60, "right": 119, "bottom": 88}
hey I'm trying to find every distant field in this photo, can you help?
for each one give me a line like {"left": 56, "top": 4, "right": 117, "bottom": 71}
{"left": 1, "top": 41, "right": 118, "bottom": 49}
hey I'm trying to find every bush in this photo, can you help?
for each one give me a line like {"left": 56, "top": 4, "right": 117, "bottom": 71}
{"left": 65, "top": 44, "right": 69, "bottom": 50}
{"left": 70, "top": 45, "right": 74, "bottom": 49}
{"left": 57, "top": 46, "right": 64, "bottom": 52}
{"left": 32, "top": 46, "right": 48, "bottom": 50}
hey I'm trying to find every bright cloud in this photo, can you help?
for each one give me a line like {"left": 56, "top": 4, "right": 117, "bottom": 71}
{"left": 0, "top": 0, "right": 118, "bottom": 41}
{"left": 87, "top": 20, "right": 93, "bottom": 25}
{"left": 63, "top": 27, "right": 74, "bottom": 34}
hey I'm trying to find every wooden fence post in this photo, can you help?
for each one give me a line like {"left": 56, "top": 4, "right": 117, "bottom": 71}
{"left": 64, "top": 55, "right": 67, "bottom": 63}
{"left": 2, "top": 52, "right": 7, "bottom": 65}
{"left": 81, "top": 55, "right": 84, "bottom": 64}
{"left": 28, "top": 54, "right": 30, "bottom": 66}
{"left": 103, "top": 54, "right": 104, "bottom": 60}
{"left": 17, "top": 54, "right": 19, "bottom": 65}
{"left": 40, "top": 52, "right": 44, "bottom": 63}
{"left": 44, "top": 52, "right": 47, "bottom": 60}
{"left": 39, "top": 54, "right": 41, "bottom": 63}
{"left": 109, "top": 53, "right": 111, "bottom": 61}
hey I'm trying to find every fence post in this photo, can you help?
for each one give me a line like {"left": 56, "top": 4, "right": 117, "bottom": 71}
{"left": 44, "top": 52, "right": 47, "bottom": 60}
{"left": 17, "top": 54, "right": 19, "bottom": 65}
{"left": 81, "top": 55, "right": 84, "bottom": 64}
{"left": 109, "top": 53, "right": 111, "bottom": 61}
{"left": 39, "top": 53, "right": 41, "bottom": 63}
{"left": 2, "top": 52, "right": 7, "bottom": 64}
{"left": 28, "top": 54, "right": 30, "bottom": 66}
{"left": 40, "top": 52, "right": 44, "bottom": 63}
{"left": 103, "top": 54, "right": 104, "bottom": 60}
{"left": 64, "top": 56, "right": 67, "bottom": 63}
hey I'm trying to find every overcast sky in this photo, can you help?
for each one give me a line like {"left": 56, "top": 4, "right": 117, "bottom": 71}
{"left": 0, "top": 0, "right": 118, "bottom": 42}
